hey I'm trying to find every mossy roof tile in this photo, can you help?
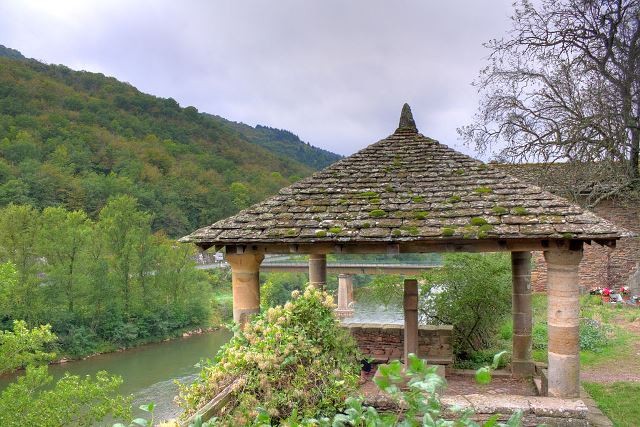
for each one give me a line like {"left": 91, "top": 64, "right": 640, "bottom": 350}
{"left": 181, "top": 105, "right": 627, "bottom": 246}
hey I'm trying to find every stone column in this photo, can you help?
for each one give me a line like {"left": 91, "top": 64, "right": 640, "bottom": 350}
{"left": 512, "top": 251, "right": 534, "bottom": 377}
{"left": 308, "top": 253, "right": 327, "bottom": 289}
{"left": 403, "top": 278, "right": 419, "bottom": 365}
{"left": 544, "top": 247, "right": 583, "bottom": 398}
{"left": 336, "top": 274, "right": 354, "bottom": 318}
{"left": 226, "top": 253, "right": 264, "bottom": 328}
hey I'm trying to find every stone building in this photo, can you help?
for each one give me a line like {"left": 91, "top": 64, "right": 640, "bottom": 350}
{"left": 496, "top": 164, "right": 640, "bottom": 294}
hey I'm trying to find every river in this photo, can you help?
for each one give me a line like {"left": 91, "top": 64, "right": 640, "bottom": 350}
{"left": 0, "top": 329, "right": 233, "bottom": 424}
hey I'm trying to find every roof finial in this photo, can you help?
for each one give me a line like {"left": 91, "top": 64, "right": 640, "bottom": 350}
{"left": 398, "top": 103, "right": 417, "bottom": 132}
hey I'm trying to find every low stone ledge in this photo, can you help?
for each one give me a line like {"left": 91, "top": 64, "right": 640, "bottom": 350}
{"left": 340, "top": 322, "right": 454, "bottom": 363}
{"left": 442, "top": 394, "right": 588, "bottom": 427}
{"left": 370, "top": 393, "right": 589, "bottom": 426}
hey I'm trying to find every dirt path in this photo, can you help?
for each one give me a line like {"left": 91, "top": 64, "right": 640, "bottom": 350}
{"left": 581, "top": 318, "right": 640, "bottom": 384}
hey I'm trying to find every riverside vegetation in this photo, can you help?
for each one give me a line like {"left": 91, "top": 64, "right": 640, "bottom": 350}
{"left": 0, "top": 314, "right": 131, "bottom": 426}
{"left": 0, "top": 196, "right": 225, "bottom": 359}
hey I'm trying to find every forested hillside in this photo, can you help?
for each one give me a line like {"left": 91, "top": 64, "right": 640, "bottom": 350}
{"left": 0, "top": 47, "right": 338, "bottom": 237}
{"left": 222, "top": 119, "right": 341, "bottom": 169}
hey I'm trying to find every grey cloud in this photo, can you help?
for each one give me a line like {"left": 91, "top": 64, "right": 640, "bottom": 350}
{"left": 0, "top": 0, "right": 513, "bottom": 157}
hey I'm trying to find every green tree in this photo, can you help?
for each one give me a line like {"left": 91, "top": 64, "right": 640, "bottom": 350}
{"left": 0, "top": 366, "right": 131, "bottom": 427}
{"left": 0, "top": 204, "right": 43, "bottom": 324}
{"left": 260, "top": 272, "right": 308, "bottom": 308}
{"left": 421, "top": 253, "right": 512, "bottom": 358}
{"left": 97, "top": 195, "right": 151, "bottom": 317}
{"left": 39, "top": 207, "right": 92, "bottom": 316}
{"left": 0, "top": 319, "right": 56, "bottom": 373}
{"left": 0, "top": 317, "right": 131, "bottom": 426}
{"left": 229, "top": 181, "right": 251, "bottom": 210}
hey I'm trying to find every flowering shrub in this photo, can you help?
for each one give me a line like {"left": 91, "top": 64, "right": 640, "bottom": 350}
{"left": 177, "top": 285, "right": 361, "bottom": 425}
{"left": 252, "top": 354, "right": 522, "bottom": 427}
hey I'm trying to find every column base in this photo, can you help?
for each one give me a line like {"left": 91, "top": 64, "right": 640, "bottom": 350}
{"left": 548, "top": 352, "right": 580, "bottom": 398}
{"left": 335, "top": 308, "right": 354, "bottom": 318}
{"left": 511, "top": 360, "right": 535, "bottom": 378}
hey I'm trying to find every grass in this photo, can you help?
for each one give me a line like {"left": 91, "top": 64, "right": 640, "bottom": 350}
{"left": 457, "top": 292, "right": 640, "bottom": 425}
{"left": 583, "top": 382, "right": 640, "bottom": 427}
{"left": 525, "top": 294, "right": 636, "bottom": 366}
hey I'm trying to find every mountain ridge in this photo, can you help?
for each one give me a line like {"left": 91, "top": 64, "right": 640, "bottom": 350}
{"left": 0, "top": 45, "right": 340, "bottom": 236}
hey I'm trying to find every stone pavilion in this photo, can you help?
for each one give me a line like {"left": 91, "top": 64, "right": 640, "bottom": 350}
{"left": 181, "top": 104, "right": 627, "bottom": 399}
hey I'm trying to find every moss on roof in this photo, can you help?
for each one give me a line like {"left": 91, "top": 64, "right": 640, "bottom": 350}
{"left": 181, "top": 106, "right": 626, "bottom": 246}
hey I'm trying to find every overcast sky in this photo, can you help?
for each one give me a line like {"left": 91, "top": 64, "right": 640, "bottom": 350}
{"left": 0, "top": 0, "right": 514, "bottom": 157}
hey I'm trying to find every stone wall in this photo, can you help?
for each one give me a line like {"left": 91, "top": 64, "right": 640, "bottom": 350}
{"left": 531, "top": 198, "right": 640, "bottom": 293}
{"left": 340, "top": 322, "right": 453, "bottom": 364}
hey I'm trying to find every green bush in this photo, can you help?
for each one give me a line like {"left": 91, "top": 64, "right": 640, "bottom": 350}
{"left": 58, "top": 325, "right": 99, "bottom": 358}
{"left": 579, "top": 319, "right": 609, "bottom": 353}
{"left": 421, "top": 253, "right": 512, "bottom": 358}
{"left": 178, "top": 285, "right": 361, "bottom": 425}
{"left": 260, "top": 272, "right": 307, "bottom": 308}
{"left": 531, "top": 318, "right": 610, "bottom": 353}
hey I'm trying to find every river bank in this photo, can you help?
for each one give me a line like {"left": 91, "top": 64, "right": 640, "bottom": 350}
{"left": 52, "top": 325, "right": 223, "bottom": 365}
{"left": 0, "top": 329, "right": 233, "bottom": 423}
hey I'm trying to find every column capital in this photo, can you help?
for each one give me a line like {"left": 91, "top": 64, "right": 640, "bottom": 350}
{"left": 543, "top": 246, "right": 583, "bottom": 266}
{"left": 226, "top": 253, "right": 264, "bottom": 271}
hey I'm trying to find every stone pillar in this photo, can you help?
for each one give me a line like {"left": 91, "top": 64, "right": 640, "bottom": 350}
{"left": 544, "top": 247, "right": 583, "bottom": 398}
{"left": 336, "top": 274, "right": 354, "bottom": 318}
{"left": 403, "top": 278, "right": 419, "bottom": 365}
{"left": 226, "top": 253, "right": 264, "bottom": 328}
{"left": 512, "top": 251, "right": 534, "bottom": 377}
{"left": 308, "top": 253, "right": 327, "bottom": 289}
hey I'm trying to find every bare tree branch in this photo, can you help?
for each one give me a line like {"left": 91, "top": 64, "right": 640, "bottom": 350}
{"left": 460, "top": 0, "right": 640, "bottom": 202}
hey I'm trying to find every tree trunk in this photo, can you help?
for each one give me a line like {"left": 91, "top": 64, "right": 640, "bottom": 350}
{"left": 631, "top": 126, "right": 640, "bottom": 180}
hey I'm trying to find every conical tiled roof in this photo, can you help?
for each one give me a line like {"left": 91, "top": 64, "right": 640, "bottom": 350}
{"left": 181, "top": 105, "right": 626, "bottom": 248}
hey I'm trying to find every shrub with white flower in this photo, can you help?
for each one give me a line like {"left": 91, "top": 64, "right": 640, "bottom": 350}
{"left": 177, "top": 285, "right": 361, "bottom": 425}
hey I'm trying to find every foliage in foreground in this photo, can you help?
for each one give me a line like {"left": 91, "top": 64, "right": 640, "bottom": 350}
{"left": 420, "top": 253, "right": 512, "bottom": 358}
{"left": 0, "top": 319, "right": 56, "bottom": 372}
{"left": 171, "top": 354, "right": 521, "bottom": 427}
{"left": 0, "top": 318, "right": 131, "bottom": 426}
{"left": 178, "top": 286, "right": 361, "bottom": 424}
{"left": 0, "top": 365, "right": 131, "bottom": 427}
{"left": 279, "top": 355, "right": 521, "bottom": 427}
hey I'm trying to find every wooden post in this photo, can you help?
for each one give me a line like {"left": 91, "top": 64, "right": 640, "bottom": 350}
{"left": 308, "top": 253, "right": 327, "bottom": 289}
{"left": 512, "top": 251, "right": 534, "bottom": 377}
{"left": 226, "top": 253, "right": 264, "bottom": 328}
{"left": 403, "top": 278, "right": 419, "bottom": 365}
{"left": 544, "top": 245, "right": 583, "bottom": 398}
